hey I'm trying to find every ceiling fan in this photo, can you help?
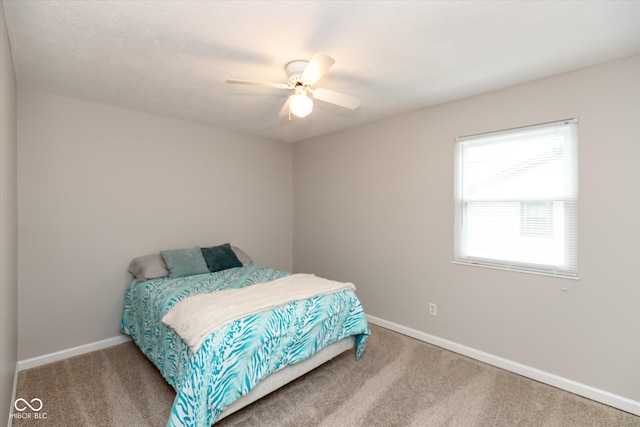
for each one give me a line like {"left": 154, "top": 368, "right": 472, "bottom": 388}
{"left": 226, "top": 52, "right": 361, "bottom": 119}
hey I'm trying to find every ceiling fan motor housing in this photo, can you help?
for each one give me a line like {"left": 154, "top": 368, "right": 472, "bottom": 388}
{"left": 285, "top": 60, "right": 310, "bottom": 86}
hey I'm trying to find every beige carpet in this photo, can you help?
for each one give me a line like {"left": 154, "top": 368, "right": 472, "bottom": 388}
{"left": 14, "top": 325, "right": 640, "bottom": 426}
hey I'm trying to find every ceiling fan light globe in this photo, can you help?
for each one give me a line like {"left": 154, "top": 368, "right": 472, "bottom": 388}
{"left": 290, "top": 94, "right": 313, "bottom": 118}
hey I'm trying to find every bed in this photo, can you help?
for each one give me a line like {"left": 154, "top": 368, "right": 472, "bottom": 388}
{"left": 121, "top": 245, "right": 370, "bottom": 427}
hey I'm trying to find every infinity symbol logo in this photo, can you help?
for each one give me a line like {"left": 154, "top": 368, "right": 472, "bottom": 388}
{"left": 14, "top": 398, "right": 43, "bottom": 412}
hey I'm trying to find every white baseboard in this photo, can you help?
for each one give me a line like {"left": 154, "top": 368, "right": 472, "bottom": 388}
{"left": 7, "top": 363, "right": 18, "bottom": 427}
{"left": 366, "top": 314, "right": 640, "bottom": 417}
{"left": 16, "top": 335, "right": 131, "bottom": 372}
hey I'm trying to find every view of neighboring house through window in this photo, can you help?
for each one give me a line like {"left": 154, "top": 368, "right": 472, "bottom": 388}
{"left": 521, "top": 201, "right": 553, "bottom": 236}
{"left": 454, "top": 119, "right": 578, "bottom": 277}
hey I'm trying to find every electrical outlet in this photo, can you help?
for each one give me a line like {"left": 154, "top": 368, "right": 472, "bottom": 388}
{"left": 429, "top": 303, "right": 437, "bottom": 316}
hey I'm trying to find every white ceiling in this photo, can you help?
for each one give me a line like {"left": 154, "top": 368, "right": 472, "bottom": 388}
{"left": 3, "top": 1, "right": 639, "bottom": 143}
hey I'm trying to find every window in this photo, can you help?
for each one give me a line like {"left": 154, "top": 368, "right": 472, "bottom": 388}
{"left": 454, "top": 119, "right": 578, "bottom": 278}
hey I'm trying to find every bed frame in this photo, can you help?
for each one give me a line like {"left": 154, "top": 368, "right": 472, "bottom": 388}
{"left": 218, "top": 336, "right": 355, "bottom": 420}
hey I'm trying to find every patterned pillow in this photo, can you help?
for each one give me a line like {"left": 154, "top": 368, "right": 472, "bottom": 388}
{"left": 201, "top": 243, "right": 243, "bottom": 273}
{"left": 161, "top": 247, "right": 210, "bottom": 278}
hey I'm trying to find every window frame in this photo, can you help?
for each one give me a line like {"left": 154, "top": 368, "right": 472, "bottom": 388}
{"left": 453, "top": 119, "right": 579, "bottom": 279}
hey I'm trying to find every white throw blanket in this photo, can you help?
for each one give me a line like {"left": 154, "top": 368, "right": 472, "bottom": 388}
{"left": 162, "top": 274, "right": 356, "bottom": 353}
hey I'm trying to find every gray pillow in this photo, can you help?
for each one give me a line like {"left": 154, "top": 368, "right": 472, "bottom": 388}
{"left": 161, "top": 247, "right": 210, "bottom": 278}
{"left": 231, "top": 246, "right": 252, "bottom": 266}
{"left": 128, "top": 253, "right": 169, "bottom": 281}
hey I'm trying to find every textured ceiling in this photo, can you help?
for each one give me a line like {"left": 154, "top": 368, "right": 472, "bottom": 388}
{"left": 4, "top": 1, "right": 640, "bottom": 142}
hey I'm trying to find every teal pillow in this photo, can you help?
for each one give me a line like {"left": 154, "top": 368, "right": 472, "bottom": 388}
{"left": 161, "top": 247, "right": 209, "bottom": 278}
{"left": 201, "top": 243, "right": 243, "bottom": 273}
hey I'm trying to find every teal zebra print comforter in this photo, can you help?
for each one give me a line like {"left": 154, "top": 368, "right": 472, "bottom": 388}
{"left": 121, "top": 263, "right": 370, "bottom": 426}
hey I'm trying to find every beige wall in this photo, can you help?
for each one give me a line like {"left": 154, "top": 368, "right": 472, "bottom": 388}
{"left": 0, "top": 1, "right": 18, "bottom": 424}
{"left": 294, "top": 56, "right": 640, "bottom": 401}
{"left": 17, "top": 90, "right": 293, "bottom": 360}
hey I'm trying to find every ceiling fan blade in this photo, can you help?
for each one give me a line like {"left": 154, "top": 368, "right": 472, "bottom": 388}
{"left": 301, "top": 52, "right": 335, "bottom": 85}
{"left": 312, "top": 88, "right": 361, "bottom": 110}
{"left": 278, "top": 96, "right": 293, "bottom": 118}
{"left": 226, "top": 79, "right": 290, "bottom": 89}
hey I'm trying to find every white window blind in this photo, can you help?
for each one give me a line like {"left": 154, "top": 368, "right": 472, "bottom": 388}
{"left": 454, "top": 119, "right": 578, "bottom": 278}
